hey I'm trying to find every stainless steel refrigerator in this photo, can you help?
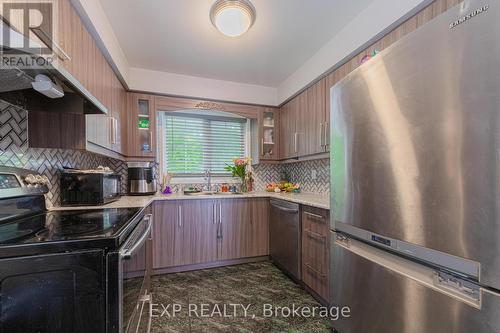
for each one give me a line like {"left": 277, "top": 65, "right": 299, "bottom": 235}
{"left": 329, "top": 0, "right": 500, "bottom": 331}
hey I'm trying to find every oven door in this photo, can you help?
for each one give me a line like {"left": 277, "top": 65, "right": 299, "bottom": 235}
{"left": 119, "top": 213, "right": 153, "bottom": 333}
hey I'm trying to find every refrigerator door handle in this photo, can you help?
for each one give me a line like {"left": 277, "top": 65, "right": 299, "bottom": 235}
{"left": 335, "top": 235, "right": 482, "bottom": 309}
{"left": 433, "top": 271, "right": 480, "bottom": 304}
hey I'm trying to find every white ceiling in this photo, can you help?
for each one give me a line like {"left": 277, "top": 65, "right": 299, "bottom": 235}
{"left": 98, "top": 0, "right": 374, "bottom": 87}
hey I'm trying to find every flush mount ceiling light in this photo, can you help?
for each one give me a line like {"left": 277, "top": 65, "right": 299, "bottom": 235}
{"left": 210, "top": 0, "right": 256, "bottom": 37}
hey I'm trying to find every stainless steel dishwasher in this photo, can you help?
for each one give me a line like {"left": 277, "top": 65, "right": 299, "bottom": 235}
{"left": 269, "top": 199, "right": 301, "bottom": 281}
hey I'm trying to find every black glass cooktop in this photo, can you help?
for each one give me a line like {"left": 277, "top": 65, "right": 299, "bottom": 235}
{"left": 0, "top": 208, "right": 141, "bottom": 246}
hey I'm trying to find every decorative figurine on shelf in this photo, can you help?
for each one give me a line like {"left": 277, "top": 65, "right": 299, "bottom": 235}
{"left": 225, "top": 157, "right": 251, "bottom": 192}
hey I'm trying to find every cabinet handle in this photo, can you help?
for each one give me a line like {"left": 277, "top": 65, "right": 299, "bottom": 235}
{"left": 305, "top": 229, "right": 327, "bottom": 243}
{"left": 217, "top": 203, "right": 223, "bottom": 239}
{"left": 178, "top": 205, "right": 182, "bottom": 228}
{"left": 324, "top": 121, "right": 329, "bottom": 149}
{"left": 149, "top": 131, "right": 153, "bottom": 152}
{"left": 219, "top": 203, "right": 222, "bottom": 224}
{"left": 213, "top": 203, "right": 217, "bottom": 224}
{"left": 261, "top": 138, "right": 264, "bottom": 155}
{"left": 110, "top": 117, "right": 117, "bottom": 145}
{"left": 294, "top": 132, "right": 298, "bottom": 153}
{"left": 319, "top": 123, "right": 324, "bottom": 147}
{"left": 114, "top": 118, "right": 118, "bottom": 144}
{"left": 305, "top": 262, "right": 327, "bottom": 278}
{"left": 304, "top": 211, "right": 325, "bottom": 221}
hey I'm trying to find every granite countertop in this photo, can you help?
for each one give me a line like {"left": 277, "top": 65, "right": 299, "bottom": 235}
{"left": 50, "top": 192, "right": 330, "bottom": 211}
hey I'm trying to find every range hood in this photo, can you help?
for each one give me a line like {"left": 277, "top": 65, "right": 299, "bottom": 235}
{"left": 0, "top": 21, "right": 108, "bottom": 115}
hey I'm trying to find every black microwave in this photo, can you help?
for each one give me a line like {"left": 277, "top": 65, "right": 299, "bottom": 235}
{"left": 60, "top": 171, "right": 121, "bottom": 206}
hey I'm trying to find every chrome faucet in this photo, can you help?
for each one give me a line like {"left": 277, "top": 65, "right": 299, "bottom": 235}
{"left": 204, "top": 169, "right": 211, "bottom": 192}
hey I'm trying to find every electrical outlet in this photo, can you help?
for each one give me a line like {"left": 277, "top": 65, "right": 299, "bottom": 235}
{"left": 311, "top": 169, "right": 317, "bottom": 180}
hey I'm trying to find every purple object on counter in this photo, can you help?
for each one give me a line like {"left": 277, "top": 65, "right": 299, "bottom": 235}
{"left": 162, "top": 186, "right": 172, "bottom": 195}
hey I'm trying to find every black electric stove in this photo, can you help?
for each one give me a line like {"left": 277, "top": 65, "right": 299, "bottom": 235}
{"left": 0, "top": 207, "right": 142, "bottom": 257}
{"left": 0, "top": 166, "right": 151, "bottom": 333}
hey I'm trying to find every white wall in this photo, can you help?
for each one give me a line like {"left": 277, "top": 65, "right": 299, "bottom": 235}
{"left": 128, "top": 68, "right": 278, "bottom": 106}
{"left": 72, "top": 0, "right": 432, "bottom": 106}
{"left": 277, "top": 0, "right": 432, "bottom": 103}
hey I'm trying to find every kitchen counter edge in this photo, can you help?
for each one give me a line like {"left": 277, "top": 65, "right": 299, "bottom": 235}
{"left": 50, "top": 192, "right": 330, "bottom": 211}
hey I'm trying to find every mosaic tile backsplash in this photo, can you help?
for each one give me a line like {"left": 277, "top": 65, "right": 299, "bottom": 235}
{"left": 0, "top": 99, "right": 330, "bottom": 206}
{"left": 0, "top": 100, "right": 127, "bottom": 207}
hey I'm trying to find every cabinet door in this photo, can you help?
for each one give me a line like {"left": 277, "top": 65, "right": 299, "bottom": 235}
{"left": 86, "top": 114, "right": 112, "bottom": 149}
{"left": 301, "top": 206, "right": 330, "bottom": 301}
{"left": 152, "top": 201, "right": 177, "bottom": 269}
{"left": 306, "top": 79, "right": 327, "bottom": 155}
{"left": 295, "top": 91, "right": 308, "bottom": 157}
{"left": 176, "top": 200, "right": 218, "bottom": 266}
{"left": 279, "top": 100, "right": 296, "bottom": 159}
{"left": 259, "top": 108, "right": 279, "bottom": 160}
{"left": 218, "top": 199, "right": 251, "bottom": 260}
{"left": 127, "top": 93, "right": 156, "bottom": 157}
{"left": 247, "top": 198, "right": 269, "bottom": 257}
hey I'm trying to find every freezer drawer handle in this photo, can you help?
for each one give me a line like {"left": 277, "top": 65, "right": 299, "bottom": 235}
{"left": 434, "top": 271, "right": 480, "bottom": 304}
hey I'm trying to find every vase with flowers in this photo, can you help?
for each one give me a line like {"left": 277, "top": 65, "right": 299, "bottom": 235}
{"left": 225, "top": 157, "right": 251, "bottom": 192}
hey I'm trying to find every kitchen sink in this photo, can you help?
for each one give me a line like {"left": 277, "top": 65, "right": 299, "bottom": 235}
{"left": 184, "top": 191, "right": 215, "bottom": 196}
{"left": 184, "top": 191, "right": 243, "bottom": 196}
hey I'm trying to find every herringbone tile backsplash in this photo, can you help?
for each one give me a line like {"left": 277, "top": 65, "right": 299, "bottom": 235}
{"left": 0, "top": 99, "right": 330, "bottom": 205}
{"left": 0, "top": 100, "right": 127, "bottom": 207}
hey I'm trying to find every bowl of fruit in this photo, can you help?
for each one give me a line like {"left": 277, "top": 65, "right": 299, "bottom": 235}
{"left": 266, "top": 182, "right": 300, "bottom": 193}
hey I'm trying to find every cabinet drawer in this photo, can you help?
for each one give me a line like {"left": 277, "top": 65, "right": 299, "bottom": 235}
{"left": 301, "top": 206, "right": 330, "bottom": 301}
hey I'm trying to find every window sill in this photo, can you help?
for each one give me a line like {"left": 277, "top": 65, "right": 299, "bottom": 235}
{"left": 169, "top": 176, "right": 239, "bottom": 184}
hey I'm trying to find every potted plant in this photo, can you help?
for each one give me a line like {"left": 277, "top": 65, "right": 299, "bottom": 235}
{"left": 225, "top": 157, "right": 251, "bottom": 192}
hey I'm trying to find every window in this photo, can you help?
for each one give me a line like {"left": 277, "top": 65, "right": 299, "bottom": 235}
{"left": 160, "top": 111, "right": 247, "bottom": 176}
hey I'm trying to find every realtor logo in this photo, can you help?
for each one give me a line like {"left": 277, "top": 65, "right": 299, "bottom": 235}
{"left": 1, "top": 0, "right": 54, "bottom": 55}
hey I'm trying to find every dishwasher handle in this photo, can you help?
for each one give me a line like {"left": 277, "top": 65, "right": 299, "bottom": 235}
{"left": 270, "top": 201, "right": 299, "bottom": 213}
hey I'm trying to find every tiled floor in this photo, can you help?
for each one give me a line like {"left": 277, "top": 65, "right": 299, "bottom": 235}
{"left": 151, "top": 261, "right": 332, "bottom": 332}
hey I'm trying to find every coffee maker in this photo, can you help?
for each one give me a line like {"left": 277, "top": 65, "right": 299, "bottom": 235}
{"left": 127, "top": 162, "right": 157, "bottom": 195}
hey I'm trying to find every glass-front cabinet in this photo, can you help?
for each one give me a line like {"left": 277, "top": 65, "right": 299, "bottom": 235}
{"left": 128, "top": 93, "right": 156, "bottom": 157}
{"left": 259, "top": 108, "right": 279, "bottom": 160}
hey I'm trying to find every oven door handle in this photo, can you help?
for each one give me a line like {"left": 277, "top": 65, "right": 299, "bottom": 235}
{"left": 120, "top": 214, "right": 153, "bottom": 260}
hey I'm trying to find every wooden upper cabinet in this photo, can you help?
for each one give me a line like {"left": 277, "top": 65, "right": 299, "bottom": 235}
{"left": 279, "top": 99, "right": 296, "bottom": 159}
{"left": 295, "top": 90, "right": 308, "bottom": 157}
{"left": 259, "top": 107, "right": 280, "bottom": 160}
{"left": 126, "top": 93, "right": 156, "bottom": 158}
{"left": 279, "top": 78, "right": 329, "bottom": 159}
{"left": 305, "top": 79, "right": 327, "bottom": 155}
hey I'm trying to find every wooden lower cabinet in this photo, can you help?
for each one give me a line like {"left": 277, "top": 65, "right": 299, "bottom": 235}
{"left": 153, "top": 198, "right": 269, "bottom": 271}
{"left": 175, "top": 200, "right": 218, "bottom": 266}
{"left": 217, "top": 198, "right": 269, "bottom": 260}
{"left": 301, "top": 206, "right": 330, "bottom": 302}
{"left": 152, "top": 201, "right": 177, "bottom": 269}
